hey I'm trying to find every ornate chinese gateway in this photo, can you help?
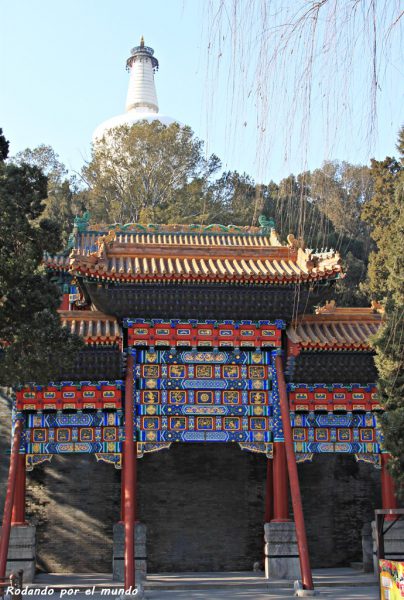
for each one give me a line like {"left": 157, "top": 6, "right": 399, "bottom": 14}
{"left": 4, "top": 217, "right": 396, "bottom": 591}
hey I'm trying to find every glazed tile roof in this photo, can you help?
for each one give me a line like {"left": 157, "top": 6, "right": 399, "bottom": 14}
{"left": 59, "top": 302, "right": 383, "bottom": 354}
{"left": 286, "top": 303, "right": 383, "bottom": 351}
{"left": 45, "top": 226, "right": 343, "bottom": 285}
{"left": 59, "top": 310, "right": 122, "bottom": 345}
{"left": 45, "top": 254, "right": 70, "bottom": 271}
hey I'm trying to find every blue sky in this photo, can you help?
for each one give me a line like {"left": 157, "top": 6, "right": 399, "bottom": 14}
{"left": 1, "top": 0, "right": 403, "bottom": 183}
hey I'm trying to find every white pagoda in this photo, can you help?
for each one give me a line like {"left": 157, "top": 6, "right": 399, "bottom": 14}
{"left": 93, "top": 37, "right": 177, "bottom": 141}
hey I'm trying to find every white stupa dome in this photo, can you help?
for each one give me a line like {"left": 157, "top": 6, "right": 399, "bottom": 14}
{"left": 93, "top": 37, "right": 179, "bottom": 142}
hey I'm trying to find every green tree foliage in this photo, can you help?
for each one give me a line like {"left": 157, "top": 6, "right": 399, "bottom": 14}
{"left": 12, "top": 145, "right": 86, "bottom": 241}
{"left": 83, "top": 122, "right": 221, "bottom": 223}
{"left": 189, "top": 163, "right": 371, "bottom": 306}
{"left": 307, "top": 161, "right": 373, "bottom": 305}
{"left": 0, "top": 128, "right": 9, "bottom": 162}
{"left": 13, "top": 145, "right": 68, "bottom": 185}
{"left": 197, "top": 162, "right": 372, "bottom": 306}
{"left": 362, "top": 155, "right": 402, "bottom": 299}
{"left": 210, "top": 171, "right": 258, "bottom": 225}
{"left": 152, "top": 177, "right": 221, "bottom": 225}
{"left": 309, "top": 161, "right": 372, "bottom": 238}
{"left": 255, "top": 163, "right": 373, "bottom": 306}
{"left": 362, "top": 128, "right": 404, "bottom": 489}
{"left": 0, "top": 131, "right": 83, "bottom": 386}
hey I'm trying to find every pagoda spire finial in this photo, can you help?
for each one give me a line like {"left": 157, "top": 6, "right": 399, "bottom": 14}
{"left": 140, "top": 35, "right": 144, "bottom": 48}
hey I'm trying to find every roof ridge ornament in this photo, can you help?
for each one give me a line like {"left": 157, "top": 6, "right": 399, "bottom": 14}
{"left": 371, "top": 300, "right": 384, "bottom": 314}
{"left": 314, "top": 301, "right": 384, "bottom": 317}
{"left": 269, "top": 229, "right": 282, "bottom": 247}
{"left": 258, "top": 214, "right": 275, "bottom": 235}
{"left": 93, "top": 230, "right": 116, "bottom": 259}
{"left": 65, "top": 211, "right": 91, "bottom": 255}
{"left": 287, "top": 233, "right": 305, "bottom": 251}
{"left": 315, "top": 300, "right": 337, "bottom": 315}
{"left": 83, "top": 222, "right": 269, "bottom": 235}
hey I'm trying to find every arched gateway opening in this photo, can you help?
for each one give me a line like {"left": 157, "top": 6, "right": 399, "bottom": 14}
{"left": 138, "top": 443, "right": 266, "bottom": 572}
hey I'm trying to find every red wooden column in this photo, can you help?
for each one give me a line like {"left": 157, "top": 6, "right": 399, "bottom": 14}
{"left": 124, "top": 353, "right": 137, "bottom": 590}
{"left": 0, "top": 419, "right": 23, "bottom": 579}
{"left": 120, "top": 461, "right": 125, "bottom": 523}
{"left": 264, "top": 458, "right": 274, "bottom": 523}
{"left": 275, "top": 354, "right": 314, "bottom": 591}
{"left": 381, "top": 454, "right": 397, "bottom": 513}
{"left": 59, "top": 293, "right": 70, "bottom": 310}
{"left": 11, "top": 454, "right": 26, "bottom": 525}
{"left": 272, "top": 442, "right": 290, "bottom": 522}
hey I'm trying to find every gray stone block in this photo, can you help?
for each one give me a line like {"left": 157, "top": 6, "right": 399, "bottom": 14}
{"left": 294, "top": 580, "right": 319, "bottom": 597}
{"left": 264, "top": 521, "right": 301, "bottom": 580}
{"left": 113, "top": 522, "right": 147, "bottom": 583}
{"left": 116, "top": 586, "right": 145, "bottom": 600}
{"left": 361, "top": 522, "right": 373, "bottom": 572}
{"left": 1, "top": 524, "right": 36, "bottom": 583}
